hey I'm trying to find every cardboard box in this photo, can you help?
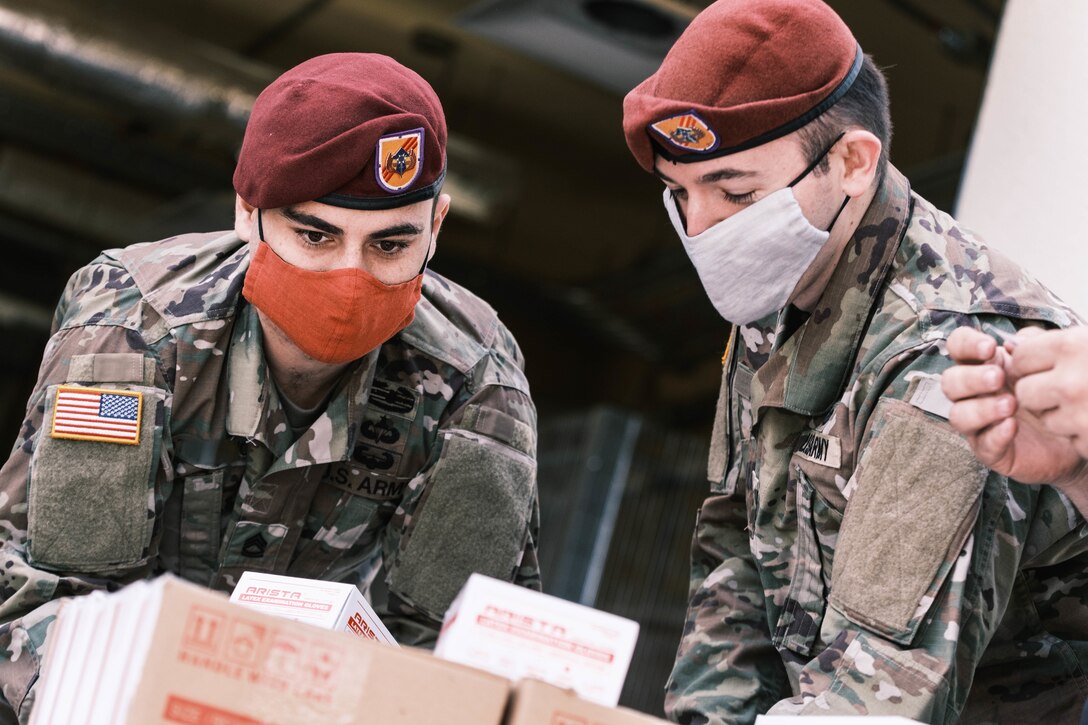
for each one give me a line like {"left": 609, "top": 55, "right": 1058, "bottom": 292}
{"left": 32, "top": 574, "right": 511, "bottom": 725}
{"left": 435, "top": 573, "right": 639, "bottom": 708}
{"left": 504, "top": 678, "right": 669, "bottom": 725}
{"left": 230, "top": 570, "right": 397, "bottom": 645}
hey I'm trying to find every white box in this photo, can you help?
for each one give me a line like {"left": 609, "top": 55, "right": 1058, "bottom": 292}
{"left": 434, "top": 573, "right": 639, "bottom": 707}
{"left": 230, "top": 571, "right": 397, "bottom": 646}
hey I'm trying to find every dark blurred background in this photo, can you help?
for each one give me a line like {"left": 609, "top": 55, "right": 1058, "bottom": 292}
{"left": 0, "top": 0, "right": 1006, "bottom": 716}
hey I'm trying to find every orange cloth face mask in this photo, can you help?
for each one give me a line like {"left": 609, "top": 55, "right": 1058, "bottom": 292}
{"left": 242, "top": 241, "right": 423, "bottom": 364}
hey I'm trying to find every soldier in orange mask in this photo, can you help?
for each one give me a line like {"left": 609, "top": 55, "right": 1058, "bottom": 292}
{"left": 0, "top": 53, "right": 541, "bottom": 722}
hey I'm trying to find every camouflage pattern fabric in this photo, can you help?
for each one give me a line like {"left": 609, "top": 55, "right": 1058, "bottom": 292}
{"left": 666, "top": 166, "right": 1088, "bottom": 724}
{"left": 0, "top": 231, "right": 541, "bottom": 721}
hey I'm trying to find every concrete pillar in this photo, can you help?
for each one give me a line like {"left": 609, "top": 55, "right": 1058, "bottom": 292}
{"left": 955, "top": 0, "right": 1088, "bottom": 318}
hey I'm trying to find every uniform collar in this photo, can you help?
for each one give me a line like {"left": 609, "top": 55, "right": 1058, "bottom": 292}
{"left": 226, "top": 302, "right": 267, "bottom": 440}
{"left": 750, "top": 165, "right": 914, "bottom": 419}
{"left": 226, "top": 302, "right": 379, "bottom": 465}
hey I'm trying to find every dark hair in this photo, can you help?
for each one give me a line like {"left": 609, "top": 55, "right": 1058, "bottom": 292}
{"left": 799, "top": 53, "right": 893, "bottom": 179}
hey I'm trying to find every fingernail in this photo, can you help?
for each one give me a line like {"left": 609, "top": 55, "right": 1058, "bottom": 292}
{"left": 991, "top": 329, "right": 1019, "bottom": 351}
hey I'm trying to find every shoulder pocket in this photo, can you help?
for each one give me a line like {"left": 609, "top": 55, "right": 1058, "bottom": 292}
{"left": 27, "top": 382, "right": 166, "bottom": 573}
{"left": 829, "top": 400, "right": 986, "bottom": 644}
{"left": 459, "top": 403, "right": 535, "bottom": 457}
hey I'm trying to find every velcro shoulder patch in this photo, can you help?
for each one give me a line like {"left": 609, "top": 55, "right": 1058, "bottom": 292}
{"left": 830, "top": 400, "right": 986, "bottom": 643}
{"left": 30, "top": 383, "right": 160, "bottom": 572}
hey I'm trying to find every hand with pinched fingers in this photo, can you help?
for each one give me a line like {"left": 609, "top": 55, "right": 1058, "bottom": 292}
{"left": 1008, "top": 325, "right": 1088, "bottom": 459}
{"left": 941, "top": 326, "right": 1088, "bottom": 489}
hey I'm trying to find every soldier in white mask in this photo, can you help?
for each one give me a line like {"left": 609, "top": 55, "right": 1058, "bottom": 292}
{"left": 660, "top": 129, "right": 851, "bottom": 326}
{"left": 621, "top": 1, "right": 1088, "bottom": 723}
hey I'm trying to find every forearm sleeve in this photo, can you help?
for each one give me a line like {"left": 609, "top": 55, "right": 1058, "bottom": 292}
{"left": 666, "top": 491, "right": 790, "bottom": 725}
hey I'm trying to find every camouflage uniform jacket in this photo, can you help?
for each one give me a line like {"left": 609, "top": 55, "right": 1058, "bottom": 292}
{"left": 0, "top": 231, "right": 541, "bottom": 721}
{"left": 665, "top": 167, "right": 1088, "bottom": 724}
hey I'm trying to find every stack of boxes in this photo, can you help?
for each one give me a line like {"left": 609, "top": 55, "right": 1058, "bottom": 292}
{"left": 31, "top": 571, "right": 671, "bottom": 725}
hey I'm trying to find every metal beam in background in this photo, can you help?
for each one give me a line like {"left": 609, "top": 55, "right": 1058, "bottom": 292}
{"left": 0, "top": 0, "right": 273, "bottom": 143}
{"left": 0, "top": 1, "right": 274, "bottom": 287}
{"left": 534, "top": 405, "right": 709, "bottom": 715}
{"left": 537, "top": 407, "right": 643, "bottom": 606}
{"left": 883, "top": 0, "right": 995, "bottom": 68}
{"left": 0, "top": 80, "right": 234, "bottom": 195}
{"left": 0, "top": 1, "right": 525, "bottom": 225}
{"left": 0, "top": 145, "right": 161, "bottom": 245}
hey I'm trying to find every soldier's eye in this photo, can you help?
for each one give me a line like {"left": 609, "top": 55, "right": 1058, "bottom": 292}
{"left": 723, "top": 190, "right": 756, "bottom": 205}
{"left": 377, "top": 239, "right": 409, "bottom": 254}
{"left": 296, "top": 229, "right": 332, "bottom": 246}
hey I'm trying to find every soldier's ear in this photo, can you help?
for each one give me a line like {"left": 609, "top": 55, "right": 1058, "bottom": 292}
{"left": 427, "top": 193, "right": 451, "bottom": 261}
{"left": 838, "top": 129, "right": 881, "bottom": 197}
{"left": 234, "top": 195, "right": 258, "bottom": 242}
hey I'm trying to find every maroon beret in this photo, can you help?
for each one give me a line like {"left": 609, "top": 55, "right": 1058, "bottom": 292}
{"left": 622, "top": 0, "right": 862, "bottom": 172}
{"left": 234, "top": 52, "right": 447, "bottom": 210}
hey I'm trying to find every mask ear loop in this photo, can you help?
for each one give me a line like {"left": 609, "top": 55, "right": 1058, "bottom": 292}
{"left": 825, "top": 194, "right": 851, "bottom": 233}
{"left": 788, "top": 131, "right": 847, "bottom": 187}
{"left": 788, "top": 131, "right": 851, "bottom": 233}
{"left": 416, "top": 243, "right": 430, "bottom": 276}
{"left": 417, "top": 209, "right": 441, "bottom": 276}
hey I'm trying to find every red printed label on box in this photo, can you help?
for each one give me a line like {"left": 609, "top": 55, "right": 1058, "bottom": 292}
{"left": 347, "top": 612, "right": 379, "bottom": 641}
{"left": 477, "top": 607, "right": 615, "bottom": 663}
{"left": 163, "top": 695, "right": 266, "bottom": 725}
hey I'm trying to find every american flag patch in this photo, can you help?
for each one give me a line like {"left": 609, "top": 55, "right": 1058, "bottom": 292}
{"left": 50, "top": 385, "right": 142, "bottom": 445}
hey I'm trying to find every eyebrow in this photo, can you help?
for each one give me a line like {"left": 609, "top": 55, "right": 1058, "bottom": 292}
{"left": 281, "top": 209, "right": 424, "bottom": 240}
{"left": 654, "top": 166, "right": 757, "bottom": 184}
{"left": 368, "top": 222, "right": 424, "bottom": 241}
{"left": 281, "top": 208, "right": 343, "bottom": 236}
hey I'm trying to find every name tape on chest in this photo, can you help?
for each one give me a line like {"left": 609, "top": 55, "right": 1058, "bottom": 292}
{"left": 795, "top": 430, "right": 842, "bottom": 469}
{"left": 50, "top": 385, "right": 142, "bottom": 445}
{"left": 322, "top": 464, "right": 408, "bottom": 501}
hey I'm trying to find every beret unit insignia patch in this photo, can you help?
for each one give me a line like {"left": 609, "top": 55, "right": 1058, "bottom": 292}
{"left": 650, "top": 111, "right": 719, "bottom": 153}
{"left": 376, "top": 128, "right": 424, "bottom": 193}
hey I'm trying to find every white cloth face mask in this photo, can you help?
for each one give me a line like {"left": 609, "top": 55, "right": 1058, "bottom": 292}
{"left": 663, "top": 132, "right": 848, "bottom": 326}
{"left": 664, "top": 185, "right": 831, "bottom": 326}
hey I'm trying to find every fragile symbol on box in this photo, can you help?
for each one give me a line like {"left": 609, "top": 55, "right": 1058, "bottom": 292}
{"left": 183, "top": 606, "right": 225, "bottom": 653}
{"left": 225, "top": 621, "right": 266, "bottom": 667}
